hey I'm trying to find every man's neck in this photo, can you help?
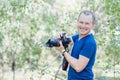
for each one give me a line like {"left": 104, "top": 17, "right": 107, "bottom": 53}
{"left": 79, "top": 33, "right": 91, "bottom": 40}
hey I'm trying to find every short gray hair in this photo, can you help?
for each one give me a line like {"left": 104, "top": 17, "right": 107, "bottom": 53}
{"left": 78, "top": 10, "right": 96, "bottom": 23}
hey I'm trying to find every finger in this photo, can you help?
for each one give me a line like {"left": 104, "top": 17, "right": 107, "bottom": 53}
{"left": 59, "top": 41, "right": 63, "bottom": 46}
{"left": 55, "top": 47, "right": 60, "bottom": 51}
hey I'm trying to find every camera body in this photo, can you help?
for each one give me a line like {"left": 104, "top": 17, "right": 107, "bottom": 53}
{"left": 46, "top": 33, "right": 71, "bottom": 71}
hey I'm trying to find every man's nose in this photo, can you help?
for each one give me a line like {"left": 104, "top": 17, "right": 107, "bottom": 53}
{"left": 81, "top": 23, "right": 85, "bottom": 27}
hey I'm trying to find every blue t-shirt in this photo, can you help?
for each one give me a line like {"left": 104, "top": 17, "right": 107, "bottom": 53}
{"left": 68, "top": 34, "right": 97, "bottom": 80}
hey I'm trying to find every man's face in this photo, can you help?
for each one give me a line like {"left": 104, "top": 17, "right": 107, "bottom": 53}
{"left": 77, "top": 13, "right": 95, "bottom": 37}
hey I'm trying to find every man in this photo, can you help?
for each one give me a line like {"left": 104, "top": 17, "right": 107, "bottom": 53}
{"left": 56, "top": 10, "right": 97, "bottom": 80}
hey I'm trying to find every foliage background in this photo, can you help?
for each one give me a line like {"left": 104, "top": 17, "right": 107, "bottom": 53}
{"left": 0, "top": 0, "right": 120, "bottom": 80}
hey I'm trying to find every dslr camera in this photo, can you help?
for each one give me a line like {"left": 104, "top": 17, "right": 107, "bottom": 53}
{"left": 46, "top": 33, "right": 71, "bottom": 71}
{"left": 46, "top": 33, "right": 71, "bottom": 48}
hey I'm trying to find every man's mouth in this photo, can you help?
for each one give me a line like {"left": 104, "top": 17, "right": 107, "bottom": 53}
{"left": 79, "top": 28, "right": 87, "bottom": 32}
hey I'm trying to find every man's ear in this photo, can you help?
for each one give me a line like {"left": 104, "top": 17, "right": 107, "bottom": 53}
{"left": 92, "top": 22, "right": 96, "bottom": 28}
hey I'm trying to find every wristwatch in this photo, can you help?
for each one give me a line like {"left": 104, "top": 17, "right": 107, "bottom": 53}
{"left": 62, "top": 50, "right": 67, "bottom": 56}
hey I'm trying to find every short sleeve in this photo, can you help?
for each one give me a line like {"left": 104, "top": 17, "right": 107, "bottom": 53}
{"left": 72, "top": 34, "right": 79, "bottom": 43}
{"left": 80, "top": 42, "right": 95, "bottom": 59}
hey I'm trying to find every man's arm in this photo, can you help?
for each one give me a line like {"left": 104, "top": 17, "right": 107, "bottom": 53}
{"left": 63, "top": 51, "right": 89, "bottom": 72}
{"left": 66, "top": 37, "right": 89, "bottom": 72}
{"left": 55, "top": 41, "right": 89, "bottom": 72}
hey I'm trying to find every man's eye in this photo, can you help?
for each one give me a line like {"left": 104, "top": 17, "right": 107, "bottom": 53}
{"left": 85, "top": 23, "right": 89, "bottom": 25}
{"left": 79, "top": 21, "right": 83, "bottom": 24}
